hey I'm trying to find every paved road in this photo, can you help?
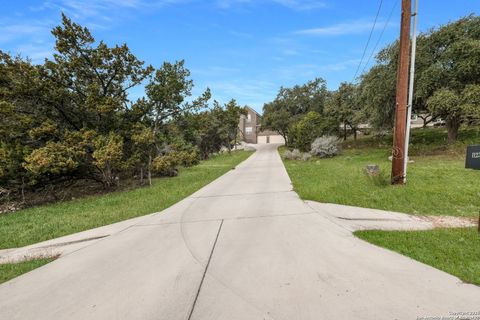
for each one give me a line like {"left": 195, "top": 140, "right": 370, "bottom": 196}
{"left": 0, "top": 144, "right": 478, "bottom": 320}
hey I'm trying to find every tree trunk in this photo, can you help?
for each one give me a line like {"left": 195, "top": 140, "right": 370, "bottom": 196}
{"left": 343, "top": 123, "right": 347, "bottom": 141}
{"left": 446, "top": 117, "right": 460, "bottom": 144}
{"left": 148, "top": 154, "right": 152, "bottom": 186}
{"left": 21, "top": 177, "right": 25, "bottom": 203}
{"left": 422, "top": 117, "right": 428, "bottom": 129}
{"left": 234, "top": 129, "right": 237, "bottom": 150}
{"left": 353, "top": 128, "right": 357, "bottom": 141}
{"left": 281, "top": 133, "right": 288, "bottom": 147}
{"left": 140, "top": 167, "right": 144, "bottom": 185}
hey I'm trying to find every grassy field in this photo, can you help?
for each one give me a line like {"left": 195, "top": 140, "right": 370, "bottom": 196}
{"left": 0, "top": 258, "right": 55, "bottom": 284}
{"left": 282, "top": 127, "right": 480, "bottom": 217}
{"left": 0, "top": 151, "right": 253, "bottom": 249}
{"left": 355, "top": 228, "right": 480, "bottom": 285}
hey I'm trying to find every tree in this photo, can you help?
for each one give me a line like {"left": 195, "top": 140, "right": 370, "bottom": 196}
{"left": 357, "top": 15, "right": 480, "bottom": 138}
{"left": 222, "top": 99, "right": 246, "bottom": 151}
{"left": 326, "top": 82, "right": 364, "bottom": 140}
{"left": 262, "top": 77, "right": 329, "bottom": 145}
{"left": 143, "top": 60, "right": 210, "bottom": 183}
{"left": 358, "top": 43, "right": 398, "bottom": 131}
{"left": 262, "top": 104, "right": 291, "bottom": 145}
{"left": 427, "top": 85, "right": 480, "bottom": 143}
{"left": 45, "top": 13, "right": 153, "bottom": 133}
{"left": 288, "top": 111, "right": 338, "bottom": 152}
{"left": 417, "top": 15, "right": 480, "bottom": 141}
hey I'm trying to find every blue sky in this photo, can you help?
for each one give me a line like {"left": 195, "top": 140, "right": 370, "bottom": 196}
{"left": 0, "top": 1, "right": 479, "bottom": 112}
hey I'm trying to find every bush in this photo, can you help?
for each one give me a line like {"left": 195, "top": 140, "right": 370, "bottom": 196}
{"left": 152, "top": 153, "right": 180, "bottom": 177}
{"left": 288, "top": 112, "right": 339, "bottom": 152}
{"left": 310, "top": 136, "right": 340, "bottom": 158}
{"left": 301, "top": 153, "right": 312, "bottom": 161}
{"left": 176, "top": 150, "right": 200, "bottom": 167}
{"left": 288, "top": 112, "right": 323, "bottom": 152}
{"left": 23, "top": 142, "right": 80, "bottom": 176}
{"left": 284, "top": 149, "right": 302, "bottom": 160}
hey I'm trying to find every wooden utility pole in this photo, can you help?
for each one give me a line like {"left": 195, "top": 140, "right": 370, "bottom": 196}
{"left": 391, "top": 0, "right": 412, "bottom": 185}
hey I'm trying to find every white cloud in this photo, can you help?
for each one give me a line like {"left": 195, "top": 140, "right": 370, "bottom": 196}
{"left": 15, "top": 43, "right": 54, "bottom": 63}
{"left": 272, "top": 0, "right": 326, "bottom": 10}
{"left": 296, "top": 19, "right": 392, "bottom": 36}
{"left": 30, "top": 0, "right": 188, "bottom": 24}
{"left": 216, "top": 0, "right": 326, "bottom": 11}
{"left": 0, "top": 23, "right": 51, "bottom": 44}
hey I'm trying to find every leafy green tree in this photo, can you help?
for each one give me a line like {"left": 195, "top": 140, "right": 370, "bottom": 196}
{"left": 174, "top": 100, "right": 243, "bottom": 158}
{"left": 145, "top": 60, "right": 210, "bottom": 134}
{"left": 45, "top": 14, "right": 154, "bottom": 133}
{"left": 143, "top": 60, "right": 210, "bottom": 183}
{"left": 289, "top": 111, "right": 337, "bottom": 152}
{"left": 91, "top": 132, "right": 125, "bottom": 188}
{"left": 262, "top": 104, "right": 292, "bottom": 145}
{"left": 262, "top": 78, "right": 329, "bottom": 145}
{"left": 358, "top": 15, "right": 480, "bottom": 137}
{"left": 417, "top": 15, "right": 480, "bottom": 141}
{"left": 326, "top": 82, "right": 364, "bottom": 140}
{"left": 427, "top": 85, "right": 480, "bottom": 142}
{"left": 219, "top": 99, "right": 246, "bottom": 151}
{"left": 358, "top": 42, "right": 398, "bottom": 131}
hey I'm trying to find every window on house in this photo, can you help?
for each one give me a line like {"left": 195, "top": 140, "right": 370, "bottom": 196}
{"left": 245, "top": 127, "right": 252, "bottom": 134}
{"left": 247, "top": 113, "right": 251, "bottom": 122}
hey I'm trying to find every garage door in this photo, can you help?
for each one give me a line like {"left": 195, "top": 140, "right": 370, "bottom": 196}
{"left": 270, "top": 135, "right": 285, "bottom": 144}
{"left": 257, "top": 135, "right": 285, "bottom": 144}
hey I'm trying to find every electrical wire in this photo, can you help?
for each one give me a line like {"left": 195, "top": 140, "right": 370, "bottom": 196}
{"left": 352, "top": 0, "right": 384, "bottom": 82}
{"left": 360, "top": 0, "right": 400, "bottom": 76}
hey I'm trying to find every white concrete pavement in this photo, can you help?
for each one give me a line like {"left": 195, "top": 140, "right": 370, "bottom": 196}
{"left": 0, "top": 144, "right": 479, "bottom": 320}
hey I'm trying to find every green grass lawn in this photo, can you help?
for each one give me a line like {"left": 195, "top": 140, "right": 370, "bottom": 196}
{"left": 282, "top": 127, "right": 480, "bottom": 217}
{"left": 0, "top": 151, "right": 253, "bottom": 249}
{"left": 0, "top": 258, "right": 55, "bottom": 284}
{"left": 355, "top": 228, "right": 480, "bottom": 285}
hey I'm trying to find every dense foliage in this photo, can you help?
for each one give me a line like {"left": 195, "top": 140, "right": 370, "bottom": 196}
{"left": 0, "top": 15, "right": 246, "bottom": 198}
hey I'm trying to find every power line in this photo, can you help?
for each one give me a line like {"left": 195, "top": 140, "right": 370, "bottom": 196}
{"left": 352, "top": 0, "right": 384, "bottom": 82}
{"left": 360, "top": 0, "right": 399, "bottom": 76}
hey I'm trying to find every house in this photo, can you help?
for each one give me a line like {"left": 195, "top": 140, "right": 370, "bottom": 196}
{"left": 238, "top": 107, "right": 285, "bottom": 144}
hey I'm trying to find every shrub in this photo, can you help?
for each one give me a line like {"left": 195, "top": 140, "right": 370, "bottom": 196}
{"left": 301, "top": 153, "right": 312, "bottom": 161}
{"left": 288, "top": 112, "right": 323, "bottom": 152}
{"left": 176, "top": 150, "right": 200, "bottom": 167}
{"left": 284, "top": 149, "right": 302, "bottom": 160}
{"left": 152, "top": 153, "right": 180, "bottom": 177}
{"left": 288, "top": 112, "right": 339, "bottom": 152}
{"left": 91, "top": 133, "right": 125, "bottom": 187}
{"left": 310, "top": 136, "right": 340, "bottom": 158}
{"left": 24, "top": 142, "right": 80, "bottom": 175}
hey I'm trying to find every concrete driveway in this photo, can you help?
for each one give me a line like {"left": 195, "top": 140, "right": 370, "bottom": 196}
{"left": 0, "top": 144, "right": 478, "bottom": 320}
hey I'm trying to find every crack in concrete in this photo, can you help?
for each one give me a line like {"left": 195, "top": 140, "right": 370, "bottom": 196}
{"left": 37, "top": 235, "right": 109, "bottom": 249}
{"left": 187, "top": 219, "right": 224, "bottom": 320}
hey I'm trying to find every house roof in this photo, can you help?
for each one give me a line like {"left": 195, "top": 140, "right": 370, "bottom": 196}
{"left": 245, "top": 106, "right": 261, "bottom": 117}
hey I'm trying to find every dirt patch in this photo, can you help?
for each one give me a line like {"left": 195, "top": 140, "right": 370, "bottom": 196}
{"left": 420, "top": 215, "right": 477, "bottom": 229}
